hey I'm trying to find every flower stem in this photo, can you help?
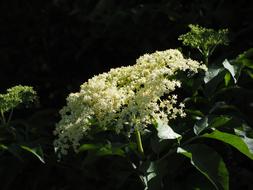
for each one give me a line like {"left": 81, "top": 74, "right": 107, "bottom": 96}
{"left": 1, "top": 110, "right": 6, "bottom": 125}
{"left": 204, "top": 56, "right": 209, "bottom": 65}
{"left": 203, "top": 50, "right": 209, "bottom": 65}
{"left": 7, "top": 108, "right": 13, "bottom": 125}
{"left": 135, "top": 128, "right": 144, "bottom": 157}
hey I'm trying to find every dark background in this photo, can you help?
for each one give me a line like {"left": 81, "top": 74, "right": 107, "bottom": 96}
{"left": 1, "top": 1, "right": 253, "bottom": 189}
{"left": 1, "top": 0, "right": 253, "bottom": 109}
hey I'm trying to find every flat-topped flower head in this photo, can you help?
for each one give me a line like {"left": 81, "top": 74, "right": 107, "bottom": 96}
{"left": 0, "top": 85, "right": 37, "bottom": 113}
{"left": 54, "top": 49, "right": 207, "bottom": 156}
{"left": 178, "top": 24, "right": 229, "bottom": 64}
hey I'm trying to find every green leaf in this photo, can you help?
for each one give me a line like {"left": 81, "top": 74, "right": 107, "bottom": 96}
{"left": 20, "top": 145, "right": 45, "bottom": 163}
{"left": 209, "top": 101, "right": 227, "bottom": 114}
{"left": 204, "top": 69, "right": 226, "bottom": 97}
{"left": 194, "top": 115, "right": 231, "bottom": 135}
{"left": 97, "top": 145, "right": 125, "bottom": 157}
{"left": 224, "top": 72, "right": 231, "bottom": 86}
{"left": 235, "top": 48, "right": 253, "bottom": 69}
{"left": 6, "top": 144, "right": 24, "bottom": 161}
{"left": 246, "top": 70, "right": 253, "bottom": 78}
{"left": 204, "top": 65, "right": 224, "bottom": 83}
{"left": 210, "top": 116, "right": 231, "bottom": 128}
{"left": 139, "top": 161, "right": 157, "bottom": 189}
{"left": 242, "top": 59, "right": 253, "bottom": 69}
{"left": 151, "top": 136, "right": 170, "bottom": 154}
{"left": 234, "top": 126, "right": 253, "bottom": 154}
{"left": 222, "top": 59, "right": 236, "bottom": 82}
{"left": 194, "top": 117, "right": 208, "bottom": 135}
{"left": 222, "top": 59, "right": 241, "bottom": 83}
{"left": 139, "top": 160, "right": 168, "bottom": 190}
{"left": 235, "top": 124, "right": 253, "bottom": 138}
{"left": 0, "top": 126, "right": 16, "bottom": 142}
{"left": 185, "top": 109, "right": 204, "bottom": 120}
{"left": 202, "top": 130, "right": 253, "bottom": 160}
{"left": 177, "top": 144, "right": 229, "bottom": 190}
{"left": 79, "top": 142, "right": 125, "bottom": 157}
{"left": 156, "top": 118, "right": 181, "bottom": 140}
{"left": 78, "top": 143, "right": 101, "bottom": 152}
{"left": 0, "top": 143, "right": 7, "bottom": 150}
{"left": 184, "top": 167, "right": 220, "bottom": 190}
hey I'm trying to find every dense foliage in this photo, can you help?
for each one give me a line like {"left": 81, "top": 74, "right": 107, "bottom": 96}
{"left": 1, "top": 1, "right": 253, "bottom": 190}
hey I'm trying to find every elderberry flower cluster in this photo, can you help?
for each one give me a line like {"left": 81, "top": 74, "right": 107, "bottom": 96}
{"left": 54, "top": 49, "right": 207, "bottom": 155}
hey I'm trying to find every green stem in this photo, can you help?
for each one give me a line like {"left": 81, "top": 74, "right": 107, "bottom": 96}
{"left": 7, "top": 108, "right": 13, "bottom": 125}
{"left": 0, "top": 110, "right": 6, "bottom": 125}
{"left": 204, "top": 56, "right": 209, "bottom": 65}
{"left": 203, "top": 50, "right": 210, "bottom": 65}
{"left": 135, "top": 128, "right": 144, "bottom": 157}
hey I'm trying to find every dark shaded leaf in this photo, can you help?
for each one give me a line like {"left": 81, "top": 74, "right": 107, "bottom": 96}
{"left": 0, "top": 144, "right": 7, "bottom": 150}
{"left": 194, "top": 115, "right": 231, "bottom": 135}
{"left": 79, "top": 142, "right": 125, "bottom": 157}
{"left": 185, "top": 109, "right": 204, "bottom": 119}
{"left": 6, "top": 144, "right": 23, "bottom": 161}
{"left": 97, "top": 145, "right": 125, "bottom": 157}
{"left": 139, "top": 160, "right": 167, "bottom": 190}
{"left": 204, "top": 69, "right": 226, "bottom": 97}
{"left": 204, "top": 65, "right": 224, "bottom": 83}
{"left": 194, "top": 116, "right": 208, "bottom": 135}
{"left": 177, "top": 144, "right": 229, "bottom": 190}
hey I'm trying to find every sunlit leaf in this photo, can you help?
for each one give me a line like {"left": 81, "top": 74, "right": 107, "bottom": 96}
{"left": 234, "top": 126, "right": 253, "bottom": 154}
{"left": 202, "top": 130, "right": 253, "bottom": 160}
{"left": 20, "top": 145, "right": 45, "bottom": 163}
{"left": 224, "top": 72, "right": 231, "bottom": 86}
{"left": 222, "top": 59, "right": 241, "bottom": 83}
{"left": 156, "top": 118, "right": 181, "bottom": 140}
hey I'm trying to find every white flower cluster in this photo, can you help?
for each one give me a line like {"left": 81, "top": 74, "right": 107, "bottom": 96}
{"left": 54, "top": 49, "right": 207, "bottom": 155}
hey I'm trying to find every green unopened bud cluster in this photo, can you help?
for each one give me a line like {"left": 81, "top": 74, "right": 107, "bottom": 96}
{"left": 178, "top": 24, "right": 229, "bottom": 63}
{"left": 0, "top": 85, "right": 37, "bottom": 113}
